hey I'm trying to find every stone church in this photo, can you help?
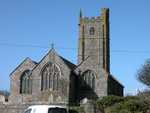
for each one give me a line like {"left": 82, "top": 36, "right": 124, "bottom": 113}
{"left": 8, "top": 8, "right": 123, "bottom": 106}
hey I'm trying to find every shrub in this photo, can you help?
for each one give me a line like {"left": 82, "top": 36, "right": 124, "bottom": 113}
{"left": 69, "top": 106, "right": 85, "bottom": 113}
{"left": 96, "top": 95, "right": 124, "bottom": 109}
{"left": 96, "top": 95, "right": 150, "bottom": 113}
{"left": 105, "top": 96, "right": 149, "bottom": 113}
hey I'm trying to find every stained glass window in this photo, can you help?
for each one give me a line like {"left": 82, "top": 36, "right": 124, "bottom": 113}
{"left": 83, "top": 70, "right": 95, "bottom": 89}
{"left": 20, "top": 70, "right": 32, "bottom": 94}
{"left": 41, "top": 62, "right": 61, "bottom": 91}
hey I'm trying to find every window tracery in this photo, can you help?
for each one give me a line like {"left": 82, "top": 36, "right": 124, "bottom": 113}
{"left": 83, "top": 70, "right": 95, "bottom": 89}
{"left": 41, "top": 62, "right": 61, "bottom": 91}
{"left": 20, "top": 70, "right": 32, "bottom": 94}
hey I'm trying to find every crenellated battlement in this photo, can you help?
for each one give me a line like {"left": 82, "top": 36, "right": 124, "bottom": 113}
{"left": 80, "top": 16, "right": 101, "bottom": 23}
{"left": 79, "top": 8, "right": 109, "bottom": 23}
{"left": 78, "top": 8, "right": 110, "bottom": 73}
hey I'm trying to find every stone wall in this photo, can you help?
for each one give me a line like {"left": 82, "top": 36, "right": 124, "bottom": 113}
{"left": 9, "top": 50, "right": 73, "bottom": 105}
{"left": 0, "top": 104, "right": 28, "bottom": 113}
{"left": 0, "top": 95, "right": 5, "bottom": 104}
{"left": 70, "top": 99, "right": 102, "bottom": 113}
{"left": 9, "top": 58, "right": 37, "bottom": 104}
{"left": 77, "top": 8, "right": 110, "bottom": 99}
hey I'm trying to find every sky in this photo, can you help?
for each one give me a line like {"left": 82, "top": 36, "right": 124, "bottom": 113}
{"left": 0, "top": 0, "right": 150, "bottom": 95}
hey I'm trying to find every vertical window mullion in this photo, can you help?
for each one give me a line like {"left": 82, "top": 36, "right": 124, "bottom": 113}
{"left": 92, "top": 76, "right": 95, "bottom": 90}
{"left": 45, "top": 68, "right": 48, "bottom": 90}
{"left": 83, "top": 70, "right": 95, "bottom": 89}
{"left": 25, "top": 77, "right": 27, "bottom": 94}
{"left": 43, "top": 73, "right": 46, "bottom": 90}
{"left": 27, "top": 77, "right": 30, "bottom": 93}
{"left": 49, "top": 64, "right": 52, "bottom": 89}
{"left": 20, "top": 70, "right": 32, "bottom": 94}
{"left": 41, "top": 63, "right": 60, "bottom": 91}
{"left": 52, "top": 64, "right": 54, "bottom": 90}
{"left": 41, "top": 74, "right": 43, "bottom": 91}
{"left": 45, "top": 74, "right": 47, "bottom": 90}
{"left": 53, "top": 73, "right": 55, "bottom": 90}
{"left": 56, "top": 73, "right": 58, "bottom": 90}
{"left": 29, "top": 77, "right": 32, "bottom": 94}
{"left": 22, "top": 78, "right": 25, "bottom": 93}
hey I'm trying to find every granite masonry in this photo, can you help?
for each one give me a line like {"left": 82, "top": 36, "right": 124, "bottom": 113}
{"left": 0, "top": 8, "right": 123, "bottom": 113}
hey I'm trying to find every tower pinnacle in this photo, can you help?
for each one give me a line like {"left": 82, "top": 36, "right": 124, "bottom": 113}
{"left": 79, "top": 9, "right": 82, "bottom": 18}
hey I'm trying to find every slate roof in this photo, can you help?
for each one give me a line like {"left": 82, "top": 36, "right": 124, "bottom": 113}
{"left": 59, "top": 56, "right": 77, "bottom": 70}
{"left": 9, "top": 57, "right": 37, "bottom": 76}
{"left": 109, "top": 74, "right": 124, "bottom": 88}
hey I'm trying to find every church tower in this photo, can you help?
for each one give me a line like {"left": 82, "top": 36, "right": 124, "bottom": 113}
{"left": 78, "top": 8, "right": 110, "bottom": 73}
{"left": 77, "top": 8, "right": 123, "bottom": 99}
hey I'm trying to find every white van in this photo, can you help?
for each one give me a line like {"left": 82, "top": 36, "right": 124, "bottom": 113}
{"left": 23, "top": 105, "right": 68, "bottom": 113}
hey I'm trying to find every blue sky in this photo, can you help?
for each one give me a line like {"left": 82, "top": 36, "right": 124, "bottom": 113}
{"left": 0, "top": 0, "right": 150, "bottom": 95}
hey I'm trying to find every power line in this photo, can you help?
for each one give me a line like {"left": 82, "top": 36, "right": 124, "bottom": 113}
{"left": 111, "top": 50, "right": 150, "bottom": 53}
{"left": 0, "top": 42, "right": 150, "bottom": 54}
{"left": 0, "top": 42, "right": 49, "bottom": 48}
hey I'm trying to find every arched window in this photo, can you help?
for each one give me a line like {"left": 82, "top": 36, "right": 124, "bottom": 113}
{"left": 83, "top": 70, "right": 95, "bottom": 89}
{"left": 89, "top": 27, "right": 95, "bottom": 35}
{"left": 41, "top": 62, "right": 61, "bottom": 91}
{"left": 20, "top": 70, "right": 32, "bottom": 94}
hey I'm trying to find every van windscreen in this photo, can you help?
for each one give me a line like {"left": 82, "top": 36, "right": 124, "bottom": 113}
{"left": 24, "top": 109, "right": 32, "bottom": 113}
{"left": 48, "top": 108, "right": 67, "bottom": 113}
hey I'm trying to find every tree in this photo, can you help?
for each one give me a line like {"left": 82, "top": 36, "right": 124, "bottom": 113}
{"left": 137, "top": 59, "right": 150, "bottom": 87}
{"left": 0, "top": 90, "right": 10, "bottom": 101}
